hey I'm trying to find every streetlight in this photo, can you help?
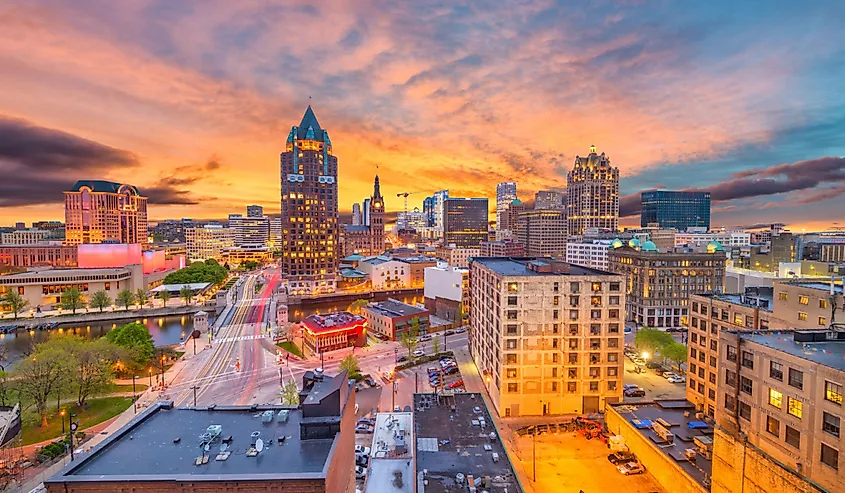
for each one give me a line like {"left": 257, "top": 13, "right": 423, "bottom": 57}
{"left": 148, "top": 367, "right": 153, "bottom": 388}
{"left": 191, "top": 385, "right": 200, "bottom": 407}
{"left": 69, "top": 413, "right": 77, "bottom": 461}
{"left": 60, "top": 409, "right": 66, "bottom": 435}
{"left": 641, "top": 351, "right": 650, "bottom": 360}
{"left": 132, "top": 376, "right": 139, "bottom": 414}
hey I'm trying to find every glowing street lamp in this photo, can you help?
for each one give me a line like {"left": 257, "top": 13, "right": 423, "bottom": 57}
{"left": 641, "top": 351, "right": 650, "bottom": 360}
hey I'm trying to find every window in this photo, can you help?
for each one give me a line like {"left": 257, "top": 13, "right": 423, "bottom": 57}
{"left": 798, "top": 312, "right": 808, "bottom": 322}
{"left": 507, "top": 310, "right": 518, "bottom": 320}
{"left": 766, "top": 416, "right": 780, "bottom": 437}
{"left": 506, "top": 324, "right": 518, "bottom": 335}
{"left": 507, "top": 282, "right": 519, "bottom": 292}
{"left": 725, "top": 369, "right": 737, "bottom": 388}
{"left": 724, "top": 394, "right": 737, "bottom": 413}
{"left": 691, "top": 333, "right": 698, "bottom": 343}
{"left": 769, "top": 388, "right": 783, "bottom": 409}
{"left": 553, "top": 282, "right": 559, "bottom": 293}
{"left": 567, "top": 382, "right": 577, "bottom": 393}
{"left": 591, "top": 282, "right": 602, "bottom": 292}
{"left": 709, "top": 372, "right": 716, "bottom": 384}
{"left": 569, "top": 310, "right": 579, "bottom": 320}
{"left": 507, "top": 383, "right": 518, "bottom": 393}
{"left": 608, "top": 381, "right": 617, "bottom": 391}
{"left": 570, "top": 282, "right": 580, "bottom": 293}
{"left": 553, "top": 296, "right": 559, "bottom": 306}
{"left": 770, "top": 361, "right": 783, "bottom": 381}
{"left": 608, "top": 367, "right": 618, "bottom": 377}
{"left": 826, "top": 381, "right": 843, "bottom": 405}
{"left": 788, "top": 369, "right": 804, "bottom": 390}
{"left": 820, "top": 299, "right": 829, "bottom": 309}
{"left": 821, "top": 444, "right": 839, "bottom": 470}
{"left": 568, "top": 368, "right": 577, "bottom": 378}
{"left": 726, "top": 345, "right": 737, "bottom": 362}
{"left": 608, "top": 353, "right": 618, "bottom": 362}
{"left": 591, "top": 296, "right": 602, "bottom": 306}
{"left": 799, "top": 295, "right": 809, "bottom": 305}
{"left": 589, "top": 381, "right": 599, "bottom": 391}
{"left": 740, "top": 376, "right": 753, "bottom": 395}
{"left": 609, "top": 282, "right": 620, "bottom": 292}
{"left": 785, "top": 426, "right": 800, "bottom": 449}
{"left": 787, "top": 397, "right": 803, "bottom": 418}
{"left": 590, "top": 310, "right": 601, "bottom": 319}
{"left": 104, "top": 282, "right": 111, "bottom": 290}
{"left": 690, "top": 363, "right": 697, "bottom": 373}
{"left": 691, "top": 348, "right": 697, "bottom": 359}
{"left": 739, "top": 401, "right": 751, "bottom": 421}
{"left": 506, "top": 354, "right": 517, "bottom": 364}
{"left": 708, "top": 389, "right": 716, "bottom": 400}
{"left": 609, "top": 296, "right": 619, "bottom": 305}
{"left": 778, "top": 292, "right": 788, "bottom": 301}
{"left": 506, "top": 369, "right": 517, "bottom": 378}
{"left": 508, "top": 296, "right": 518, "bottom": 306}
{"left": 734, "top": 315, "right": 743, "bottom": 326}
{"left": 741, "top": 351, "right": 754, "bottom": 369}
{"left": 824, "top": 412, "right": 841, "bottom": 438}
{"left": 506, "top": 339, "right": 517, "bottom": 349}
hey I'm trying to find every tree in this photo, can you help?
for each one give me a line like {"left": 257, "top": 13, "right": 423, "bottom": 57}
{"left": 280, "top": 379, "right": 299, "bottom": 405}
{"left": 13, "top": 345, "right": 71, "bottom": 427}
{"left": 349, "top": 299, "right": 369, "bottom": 315}
{"left": 179, "top": 286, "right": 193, "bottom": 306}
{"left": 432, "top": 334, "right": 441, "bottom": 355}
{"left": 50, "top": 335, "right": 124, "bottom": 407}
{"left": 163, "top": 259, "right": 227, "bottom": 286}
{"left": 634, "top": 327, "right": 674, "bottom": 357}
{"left": 60, "top": 288, "right": 86, "bottom": 314}
{"left": 661, "top": 342, "right": 689, "bottom": 372}
{"left": 89, "top": 290, "right": 111, "bottom": 313}
{"left": 339, "top": 354, "right": 361, "bottom": 376}
{"left": 158, "top": 290, "right": 172, "bottom": 307}
{"left": 1, "top": 291, "right": 29, "bottom": 319}
{"left": 116, "top": 289, "right": 135, "bottom": 311}
{"left": 135, "top": 288, "right": 150, "bottom": 308}
{"left": 106, "top": 322, "right": 155, "bottom": 366}
{"left": 400, "top": 318, "right": 420, "bottom": 357}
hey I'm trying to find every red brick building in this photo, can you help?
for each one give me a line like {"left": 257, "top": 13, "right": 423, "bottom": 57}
{"left": 301, "top": 311, "right": 367, "bottom": 353}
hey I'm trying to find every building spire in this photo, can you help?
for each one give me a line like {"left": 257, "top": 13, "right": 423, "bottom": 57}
{"left": 373, "top": 174, "right": 382, "bottom": 200}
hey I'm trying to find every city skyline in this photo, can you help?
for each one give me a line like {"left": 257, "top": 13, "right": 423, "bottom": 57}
{"left": 1, "top": 2, "right": 844, "bottom": 230}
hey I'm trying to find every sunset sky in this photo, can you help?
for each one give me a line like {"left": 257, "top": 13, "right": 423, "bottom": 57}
{"left": 1, "top": 1, "right": 844, "bottom": 230}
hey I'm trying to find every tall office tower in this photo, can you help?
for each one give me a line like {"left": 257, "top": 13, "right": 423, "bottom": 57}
{"left": 280, "top": 106, "right": 338, "bottom": 295}
{"left": 352, "top": 203, "right": 362, "bottom": 226}
{"left": 363, "top": 198, "right": 372, "bottom": 226}
{"left": 369, "top": 175, "right": 385, "bottom": 254}
{"left": 469, "top": 257, "right": 626, "bottom": 416}
{"left": 186, "top": 224, "right": 235, "bottom": 262}
{"left": 534, "top": 190, "right": 565, "bottom": 210}
{"left": 640, "top": 191, "right": 711, "bottom": 230}
{"left": 443, "top": 198, "right": 488, "bottom": 247}
{"left": 423, "top": 196, "right": 435, "bottom": 226}
{"left": 566, "top": 146, "right": 619, "bottom": 236}
{"left": 495, "top": 182, "right": 517, "bottom": 237}
{"left": 516, "top": 209, "right": 567, "bottom": 258}
{"left": 246, "top": 205, "right": 264, "bottom": 218}
{"left": 228, "top": 212, "right": 269, "bottom": 247}
{"left": 64, "top": 180, "right": 148, "bottom": 245}
{"left": 432, "top": 190, "right": 450, "bottom": 234}
{"left": 269, "top": 217, "right": 282, "bottom": 248}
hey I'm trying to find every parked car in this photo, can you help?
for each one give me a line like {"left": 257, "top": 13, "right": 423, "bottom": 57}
{"left": 420, "top": 335, "right": 432, "bottom": 342}
{"left": 364, "top": 376, "right": 376, "bottom": 387}
{"left": 444, "top": 367, "right": 459, "bottom": 375}
{"left": 448, "top": 380, "right": 464, "bottom": 389}
{"left": 355, "top": 424, "right": 374, "bottom": 434}
{"left": 535, "top": 424, "right": 549, "bottom": 435}
{"left": 668, "top": 375, "right": 686, "bottom": 383}
{"left": 396, "top": 355, "right": 408, "bottom": 363}
{"left": 622, "top": 384, "right": 639, "bottom": 391}
{"left": 394, "top": 405, "right": 401, "bottom": 412}
{"left": 617, "top": 461, "right": 645, "bottom": 475}
{"left": 355, "top": 465, "right": 368, "bottom": 479}
{"left": 663, "top": 372, "right": 679, "bottom": 380}
{"left": 607, "top": 451, "right": 635, "bottom": 464}
{"left": 357, "top": 417, "right": 374, "bottom": 427}
{"left": 413, "top": 349, "right": 425, "bottom": 357}
{"left": 454, "top": 327, "right": 466, "bottom": 333}
{"left": 356, "top": 454, "right": 368, "bottom": 466}
{"left": 354, "top": 445, "right": 371, "bottom": 455}
{"left": 645, "top": 360, "right": 662, "bottom": 369}
{"left": 624, "top": 387, "right": 646, "bottom": 397}
{"left": 445, "top": 330, "right": 455, "bottom": 336}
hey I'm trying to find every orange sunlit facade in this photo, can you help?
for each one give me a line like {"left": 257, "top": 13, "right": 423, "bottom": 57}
{"left": 301, "top": 311, "right": 367, "bottom": 354}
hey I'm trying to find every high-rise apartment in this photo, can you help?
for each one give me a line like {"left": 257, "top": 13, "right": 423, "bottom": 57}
{"left": 516, "top": 209, "right": 567, "bottom": 258}
{"left": 186, "top": 224, "right": 234, "bottom": 261}
{"left": 443, "top": 198, "right": 488, "bottom": 248}
{"left": 351, "top": 203, "right": 362, "bottom": 226}
{"left": 64, "top": 180, "right": 148, "bottom": 245}
{"left": 495, "top": 182, "right": 517, "bottom": 240}
{"left": 470, "top": 257, "right": 625, "bottom": 417}
{"left": 246, "top": 205, "right": 263, "bottom": 218}
{"left": 640, "top": 191, "right": 711, "bottom": 230}
{"left": 566, "top": 146, "right": 619, "bottom": 236}
{"left": 280, "top": 106, "right": 338, "bottom": 295}
{"left": 269, "top": 217, "right": 282, "bottom": 248}
{"left": 535, "top": 190, "right": 565, "bottom": 210}
{"left": 607, "top": 241, "right": 726, "bottom": 328}
{"left": 228, "top": 211, "right": 269, "bottom": 247}
{"left": 499, "top": 199, "right": 526, "bottom": 238}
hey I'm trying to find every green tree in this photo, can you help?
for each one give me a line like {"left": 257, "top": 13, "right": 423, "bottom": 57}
{"left": 432, "top": 334, "right": 441, "bottom": 355}
{"left": 339, "top": 354, "right": 361, "bottom": 377}
{"left": 634, "top": 327, "right": 674, "bottom": 357}
{"left": 280, "top": 379, "right": 299, "bottom": 406}
{"left": 241, "top": 260, "right": 259, "bottom": 271}
{"left": 106, "top": 322, "right": 155, "bottom": 366}
{"left": 400, "top": 318, "right": 420, "bottom": 358}
{"left": 49, "top": 335, "right": 124, "bottom": 406}
{"left": 158, "top": 290, "right": 172, "bottom": 307}
{"left": 0, "top": 370, "right": 10, "bottom": 407}
{"left": 349, "top": 299, "right": 369, "bottom": 315}
{"left": 116, "top": 289, "right": 135, "bottom": 311}
{"left": 88, "top": 290, "right": 111, "bottom": 313}
{"left": 135, "top": 288, "right": 150, "bottom": 308}
{"left": 13, "top": 345, "right": 71, "bottom": 427}
{"left": 163, "top": 259, "right": 227, "bottom": 286}
{"left": 60, "top": 288, "right": 86, "bottom": 314}
{"left": 179, "top": 286, "right": 193, "bottom": 305}
{"left": 661, "top": 342, "right": 689, "bottom": 372}
{"left": 1, "top": 291, "right": 29, "bottom": 319}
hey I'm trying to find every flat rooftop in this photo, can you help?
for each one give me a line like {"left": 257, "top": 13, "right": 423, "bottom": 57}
{"left": 698, "top": 291, "right": 774, "bottom": 312}
{"left": 414, "top": 393, "right": 522, "bottom": 493}
{"left": 48, "top": 403, "right": 335, "bottom": 483}
{"left": 472, "top": 257, "right": 613, "bottom": 277}
{"left": 365, "top": 413, "right": 414, "bottom": 493}
{"left": 611, "top": 400, "right": 713, "bottom": 488}
{"left": 0, "top": 267, "right": 130, "bottom": 281}
{"left": 786, "top": 281, "right": 844, "bottom": 294}
{"left": 365, "top": 299, "right": 428, "bottom": 319}
{"left": 302, "top": 311, "right": 366, "bottom": 333}
{"left": 738, "top": 330, "right": 845, "bottom": 372}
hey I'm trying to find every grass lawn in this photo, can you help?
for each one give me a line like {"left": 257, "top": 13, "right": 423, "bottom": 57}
{"left": 22, "top": 396, "right": 134, "bottom": 445}
{"left": 277, "top": 341, "right": 303, "bottom": 358}
{"left": 105, "top": 382, "right": 149, "bottom": 393}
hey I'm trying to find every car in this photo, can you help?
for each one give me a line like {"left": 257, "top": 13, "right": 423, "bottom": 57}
{"left": 607, "top": 451, "right": 635, "bottom": 465}
{"left": 448, "top": 380, "right": 464, "bottom": 389}
{"left": 357, "top": 417, "right": 374, "bottom": 426}
{"left": 355, "top": 465, "right": 367, "bottom": 479}
{"left": 427, "top": 367, "right": 439, "bottom": 373}
{"left": 395, "top": 355, "right": 408, "bottom": 363}
{"left": 419, "top": 335, "right": 432, "bottom": 342}
{"left": 622, "top": 384, "right": 639, "bottom": 391}
{"left": 646, "top": 361, "right": 661, "bottom": 369}
{"left": 516, "top": 425, "right": 535, "bottom": 436}
{"left": 364, "top": 376, "right": 376, "bottom": 387}
{"left": 668, "top": 375, "right": 686, "bottom": 383}
{"left": 624, "top": 388, "right": 646, "bottom": 397}
{"left": 454, "top": 327, "right": 466, "bottom": 333}
{"left": 535, "top": 424, "right": 549, "bottom": 435}
{"left": 444, "top": 330, "right": 455, "bottom": 336}
{"left": 617, "top": 461, "right": 645, "bottom": 475}
{"left": 355, "top": 424, "right": 374, "bottom": 434}
{"left": 354, "top": 445, "right": 371, "bottom": 455}
{"left": 663, "top": 372, "right": 679, "bottom": 380}
{"left": 413, "top": 350, "right": 425, "bottom": 357}
{"left": 356, "top": 454, "right": 368, "bottom": 466}
{"left": 444, "top": 367, "right": 459, "bottom": 375}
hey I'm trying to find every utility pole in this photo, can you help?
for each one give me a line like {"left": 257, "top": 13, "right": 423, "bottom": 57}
{"left": 191, "top": 386, "right": 200, "bottom": 407}
{"left": 132, "top": 376, "right": 138, "bottom": 414}
{"left": 392, "top": 380, "right": 398, "bottom": 410}
{"left": 193, "top": 335, "right": 197, "bottom": 355}
{"left": 69, "top": 415, "right": 77, "bottom": 461}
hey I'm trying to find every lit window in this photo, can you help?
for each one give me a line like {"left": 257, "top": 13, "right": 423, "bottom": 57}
{"left": 787, "top": 397, "right": 803, "bottom": 419}
{"left": 799, "top": 296, "right": 809, "bottom": 305}
{"left": 798, "top": 312, "right": 808, "bottom": 321}
{"left": 826, "top": 381, "right": 843, "bottom": 405}
{"left": 769, "top": 388, "right": 783, "bottom": 409}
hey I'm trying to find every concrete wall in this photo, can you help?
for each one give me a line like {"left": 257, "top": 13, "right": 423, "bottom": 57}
{"left": 711, "top": 427, "right": 826, "bottom": 493}
{"left": 604, "top": 405, "right": 707, "bottom": 493}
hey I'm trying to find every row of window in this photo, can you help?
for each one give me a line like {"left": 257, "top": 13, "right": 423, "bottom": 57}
{"left": 505, "top": 366, "right": 619, "bottom": 379}
{"left": 504, "top": 323, "right": 622, "bottom": 336}
{"left": 506, "top": 380, "right": 617, "bottom": 393}
{"left": 507, "top": 281, "right": 621, "bottom": 293}
{"left": 506, "top": 309, "right": 621, "bottom": 321}
{"left": 505, "top": 352, "right": 619, "bottom": 364}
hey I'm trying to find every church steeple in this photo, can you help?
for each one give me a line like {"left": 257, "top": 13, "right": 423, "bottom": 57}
{"left": 372, "top": 175, "right": 382, "bottom": 201}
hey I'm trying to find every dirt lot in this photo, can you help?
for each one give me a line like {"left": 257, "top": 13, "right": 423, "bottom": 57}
{"left": 509, "top": 426, "right": 666, "bottom": 493}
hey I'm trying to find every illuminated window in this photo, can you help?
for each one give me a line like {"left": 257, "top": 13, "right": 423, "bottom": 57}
{"left": 826, "top": 381, "right": 843, "bottom": 405}
{"left": 769, "top": 388, "right": 783, "bottom": 409}
{"left": 799, "top": 296, "right": 809, "bottom": 305}
{"left": 507, "top": 283, "right": 519, "bottom": 292}
{"left": 787, "top": 397, "right": 803, "bottom": 419}
{"left": 778, "top": 293, "right": 788, "bottom": 301}
{"left": 798, "top": 312, "right": 808, "bottom": 321}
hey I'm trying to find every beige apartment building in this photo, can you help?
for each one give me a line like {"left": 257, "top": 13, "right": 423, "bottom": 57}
{"left": 469, "top": 257, "right": 625, "bottom": 417}
{"left": 686, "top": 289, "right": 790, "bottom": 416}
{"left": 715, "top": 329, "right": 845, "bottom": 492}
{"left": 517, "top": 209, "right": 567, "bottom": 258}
{"left": 773, "top": 280, "right": 842, "bottom": 329}
{"left": 186, "top": 224, "right": 234, "bottom": 262}
{"left": 607, "top": 243, "right": 726, "bottom": 329}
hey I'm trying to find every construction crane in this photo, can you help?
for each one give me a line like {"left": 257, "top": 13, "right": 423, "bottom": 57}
{"left": 396, "top": 191, "right": 424, "bottom": 216}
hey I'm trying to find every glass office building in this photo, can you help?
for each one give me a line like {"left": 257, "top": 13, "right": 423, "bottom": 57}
{"left": 640, "top": 191, "right": 711, "bottom": 230}
{"left": 443, "top": 198, "right": 489, "bottom": 247}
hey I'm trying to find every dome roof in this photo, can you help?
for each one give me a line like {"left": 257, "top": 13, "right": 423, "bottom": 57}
{"left": 707, "top": 240, "right": 725, "bottom": 253}
{"left": 611, "top": 238, "right": 624, "bottom": 249}
{"left": 511, "top": 198, "right": 523, "bottom": 205}
{"left": 628, "top": 238, "right": 641, "bottom": 248}
{"left": 641, "top": 240, "right": 659, "bottom": 252}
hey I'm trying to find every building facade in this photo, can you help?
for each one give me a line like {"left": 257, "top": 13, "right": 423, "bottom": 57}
{"left": 565, "top": 241, "right": 610, "bottom": 270}
{"left": 436, "top": 245, "right": 479, "bottom": 269}
{"left": 640, "top": 191, "right": 711, "bottom": 230}
{"left": 424, "top": 265, "right": 468, "bottom": 322}
{"left": 0, "top": 245, "right": 78, "bottom": 269}
{"left": 566, "top": 146, "right": 619, "bottom": 236}
{"left": 228, "top": 212, "right": 270, "bottom": 247}
{"left": 280, "top": 106, "right": 339, "bottom": 295}
{"left": 443, "top": 198, "right": 488, "bottom": 248}
{"left": 351, "top": 203, "right": 362, "bottom": 226}
{"left": 480, "top": 240, "right": 525, "bottom": 257}
{"left": 1, "top": 229, "right": 52, "bottom": 245}
{"left": 773, "top": 281, "right": 842, "bottom": 329}
{"left": 397, "top": 256, "right": 437, "bottom": 287}
{"left": 534, "top": 190, "right": 565, "bottom": 210}
{"left": 495, "top": 182, "right": 517, "bottom": 240}
{"left": 607, "top": 242, "right": 726, "bottom": 328}
{"left": 186, "top": 225, "right": 234, "bottom": 262}
{"left": 470, "top": 258, "right": 625, "bottom": 417}
{"left": 517, "top": 209, "right": 567, "bottom": 258}
{"left": 357, "top": 257, "right": 409, "bottom": 290}
{"left": 362, "top": 299, "right": 430, "bottom": 340}
{"left": 301, "top": 312, "right": 366, "bottom": 353}
{"left": 342, "top": 176, "right": 385, "bottom": 258}
{"left": 64, "top": 180, "right": 148, "bottom": 245}
{"left": 246, "top": 204, "right": 263, "bottom": 218}
{"left": 431, "top": 190, "right": 449, "bottom": 235}
{"left": 498, "top": 198, "right": 526, "bottom": 240}
{"left": 0, "top": 267, "right": 137, "bottom": 309}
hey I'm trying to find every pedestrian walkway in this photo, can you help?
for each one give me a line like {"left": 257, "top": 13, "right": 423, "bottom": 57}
{"left": 215, "top": 333, "right": 272, "bottom": 343}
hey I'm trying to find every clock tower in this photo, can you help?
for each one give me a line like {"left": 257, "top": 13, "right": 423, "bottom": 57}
{"left": 369, "top": 175, "right": 385, "bottom": 255}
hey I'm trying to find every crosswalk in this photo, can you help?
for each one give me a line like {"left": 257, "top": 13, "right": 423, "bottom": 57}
{"left": 215, "top": 334, "right": 272, "bottom": 343}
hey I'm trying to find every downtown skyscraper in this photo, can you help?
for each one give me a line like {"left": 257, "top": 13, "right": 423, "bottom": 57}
{"left": 566, "top": 145, "right": 619, "bottom": 236}
{"left": 495, "top": 182, "right": 517, "bottom": 240}
{"left": 280, "top": 106, "right": 338, "bottom": 295}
